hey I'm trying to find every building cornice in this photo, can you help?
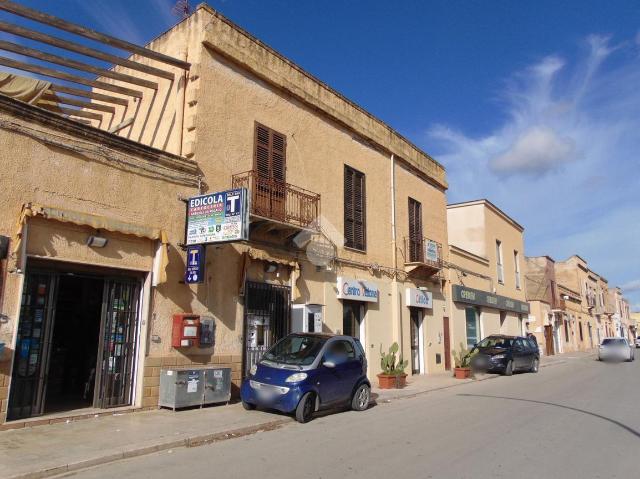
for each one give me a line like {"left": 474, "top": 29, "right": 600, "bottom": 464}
{"left": 0, "top": 94, "right": 201, "bottom": 186}
{"left": 196, "top": 4, "right": 447, "bottom": 190}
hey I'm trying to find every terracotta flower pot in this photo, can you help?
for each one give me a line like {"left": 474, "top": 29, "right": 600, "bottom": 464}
{"left": 377, "top": 373, "right": 408, "bottom": 389}
{"left": 454, "top": 367, "right": 471, "bottom": 379}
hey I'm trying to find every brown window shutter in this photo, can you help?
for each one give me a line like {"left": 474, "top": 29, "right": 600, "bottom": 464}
{"left": 254, "top": 123, "right": 286, "bottom": 182}
{"left": 344, "top": 165, "right": 366, "bottom": 251}
{"left": 408, "top": 198, "right": 422, "bottom": 261}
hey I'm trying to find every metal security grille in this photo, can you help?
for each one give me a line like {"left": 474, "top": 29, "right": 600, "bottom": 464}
{"left": 244, "top": 281, "right": 291, "bottom": 376}
{"left": 96, "top": 278, "right": 141, "bottom": 408}
{"left": 7, "top": 272, "right": 58, "bottom": 420}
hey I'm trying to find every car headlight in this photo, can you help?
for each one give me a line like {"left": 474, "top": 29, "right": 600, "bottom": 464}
{"left": 249, "top": 364, "right": 257, "bottom": 376}
{"left": 492, "top": 354, "right": 506, "bottom": 359}
{"left": 284, "top": 372, "right": 307, "bottom": 383}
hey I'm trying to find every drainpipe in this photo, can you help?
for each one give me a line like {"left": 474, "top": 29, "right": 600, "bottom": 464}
{"left": 390, "top": 154, "right": 403, "bottom": 359}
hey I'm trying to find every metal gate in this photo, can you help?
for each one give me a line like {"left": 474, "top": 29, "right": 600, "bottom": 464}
{"left": 7, "top": 272, "right": 58, "bottom": 420}
{"left": 95, "top": 278, "right": 141, "bottom": 408}
{"left": 243, "top": 281, "right": 291, "bottom": 376}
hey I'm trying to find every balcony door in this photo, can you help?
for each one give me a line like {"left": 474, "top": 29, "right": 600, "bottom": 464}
{"left": 254, "top": 123, "right": 287, "bottom": 222}
{"left": 408, "top": 198, "right": 423, "bottom": 262}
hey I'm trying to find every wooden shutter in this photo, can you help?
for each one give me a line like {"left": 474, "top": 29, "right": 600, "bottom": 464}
{"left": 344, "top": 166, "right": 366, "bottom": 250}
{"left": 408, "top": 198, "right": 423, "bottom": 262}
{"left": 254, "top": 123, "right": 286, "bottom": 182}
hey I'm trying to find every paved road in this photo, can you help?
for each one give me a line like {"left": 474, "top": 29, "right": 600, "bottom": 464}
{"left": 63, "top": 355, "right": 640, "bottom": 479}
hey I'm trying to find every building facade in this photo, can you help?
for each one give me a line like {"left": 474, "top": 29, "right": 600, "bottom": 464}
{"left": 446, "top": 200, "right": 529, "bottom": 354}
{"left": 0, "top": 4, "right": 451, "bottom": 426}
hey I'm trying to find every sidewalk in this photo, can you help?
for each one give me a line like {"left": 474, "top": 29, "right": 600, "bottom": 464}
{"left": 0, "top": 350, "right": 590, "bottom": 479}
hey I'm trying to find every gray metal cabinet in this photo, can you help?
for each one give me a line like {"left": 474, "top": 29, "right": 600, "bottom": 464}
{"left": 159, "top": 367, "right": 231, "bottom": 410}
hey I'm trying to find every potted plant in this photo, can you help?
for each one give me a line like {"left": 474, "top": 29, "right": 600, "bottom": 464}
{"left": 452, "top": 342, "right": 475, "bottom": 379}
{"left": 377, "top": 342, "right": 409, "bottom": 389}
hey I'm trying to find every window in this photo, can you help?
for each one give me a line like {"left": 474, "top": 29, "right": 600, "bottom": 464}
{"left": 344, "top": 165, "right": 366, "bottom": 250}
{"left": 514, "top": 250, "right": 521, "bottom": 289}
{"left": 465, "top": 307, "right": 479, "bottom": 348}
{"left": 564, "top": 320, "right": 570, "bottom": 342}
{"left": 254, "top": 123, "right": 286, "bottom": 182}
{"left": 496, "top": 240, "right": 504, "bottom": 284}
{"left": 408, "top": 197, "right": 423, "bottom": 262}
{"left": 325, "top": 340, "right": 356, "bottom": 364}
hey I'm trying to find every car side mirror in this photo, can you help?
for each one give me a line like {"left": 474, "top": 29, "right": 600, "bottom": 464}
{"left": 323, "top": 361, "right": 336, "bottom": 368}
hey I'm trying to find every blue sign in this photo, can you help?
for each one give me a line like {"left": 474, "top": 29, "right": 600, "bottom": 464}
{"left": 185, "top": 245, "right": 205, "bottom": 284}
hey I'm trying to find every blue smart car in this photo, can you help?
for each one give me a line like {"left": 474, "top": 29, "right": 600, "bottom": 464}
{"left": 240, "top": 333, "right": 371, "bottom": 423}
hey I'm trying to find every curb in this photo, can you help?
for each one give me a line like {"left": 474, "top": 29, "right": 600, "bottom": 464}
{"left": 6, "top": 419, "right": 291, "bottom": 479}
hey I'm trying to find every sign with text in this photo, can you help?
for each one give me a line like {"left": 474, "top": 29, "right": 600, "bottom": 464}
{"left": 406, "top": 288, "right": 433, "bottom": 309}
{"left": 185, "top": 245, "right": 205, "bottom": 284}
{"left": 452, "top": 285, "right": 530, "bottom": 314}
{"left": 337, "top": 277, "right": 379, "bottom": 303}
{"left": 186, "top": 189, "right": 248, "bottom": 245}
{"left": 425, "top": 240, "right": 439, "bottom": 262}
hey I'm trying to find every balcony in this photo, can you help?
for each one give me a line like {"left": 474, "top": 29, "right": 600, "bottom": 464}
{"left": 232, "top": 170, "right": 321, "bottom": 234}
{"left": 403, "top": 236, "right": 443, "bottom": 277}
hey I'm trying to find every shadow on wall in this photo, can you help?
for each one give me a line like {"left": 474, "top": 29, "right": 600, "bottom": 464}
{"left": 457, "top": 393, "right": 640, "bottom": 439}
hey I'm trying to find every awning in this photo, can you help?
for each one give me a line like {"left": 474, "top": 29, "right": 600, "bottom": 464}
{"left": 240, "top": 247, "right": 301, "bottom": 300}
{"left": 14, "top": 203, "right": 169, "bottom": 283}
{"left": 0, "top": 73, "right": 51, "bottom": 104}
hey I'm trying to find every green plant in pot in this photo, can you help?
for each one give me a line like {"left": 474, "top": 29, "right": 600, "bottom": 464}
{"left": 377, "top": 342, "right": 409, "bottom": 389}
{"left": 452, "top": 342, "right": 476, "bottom": 379}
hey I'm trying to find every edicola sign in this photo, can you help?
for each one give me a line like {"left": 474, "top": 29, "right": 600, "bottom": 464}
{"left": 185, "top": 189, "right": 249, "bottom": 245}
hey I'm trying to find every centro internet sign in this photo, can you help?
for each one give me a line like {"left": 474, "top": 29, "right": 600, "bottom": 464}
{"left": 343, "top": 282, "right": 377, "bottom": 299}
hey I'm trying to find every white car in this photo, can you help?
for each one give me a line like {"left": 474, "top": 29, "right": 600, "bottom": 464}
{"left": 635, "top": 336, "right": 640, "bottom": 348}
{"left": 598, "top": 338, "right": 635, "bottom": 362}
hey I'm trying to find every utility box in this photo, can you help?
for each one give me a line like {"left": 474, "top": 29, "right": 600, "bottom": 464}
{"left": 291, "top": 304, "right": 323, "bottom": 333}
{"left": 159, "top": 367, "right": 231, "bottom": 410}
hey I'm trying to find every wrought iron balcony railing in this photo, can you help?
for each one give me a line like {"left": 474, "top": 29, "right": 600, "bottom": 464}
{"left": 232, "top": 170, "right": 320, "bottom": 230}
{"left": 404, "top": 236, "right": 443, "bottom": 272}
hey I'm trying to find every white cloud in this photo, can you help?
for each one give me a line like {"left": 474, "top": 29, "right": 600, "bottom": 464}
{"left": 490, "top": 126, "right": 576, "bottom": 175}
{"left": 622, "top": 280, "right": 640, "bottom": 293}
{"left": 426, "top": 33, "right": 640, "bottom": 307}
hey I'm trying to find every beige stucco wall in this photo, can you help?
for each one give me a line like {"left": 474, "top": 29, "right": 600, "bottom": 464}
{"left": 0, "top": 101, "right": 206, "bottom": 422}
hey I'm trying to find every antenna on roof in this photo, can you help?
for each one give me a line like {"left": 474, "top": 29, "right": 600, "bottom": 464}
{"left": 172, "top": 0, "right": 191, "bottom": 19}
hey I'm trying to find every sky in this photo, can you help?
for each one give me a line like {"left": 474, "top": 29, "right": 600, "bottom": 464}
{"left": 2, "top": 0, "right": 640, "bottom": 309}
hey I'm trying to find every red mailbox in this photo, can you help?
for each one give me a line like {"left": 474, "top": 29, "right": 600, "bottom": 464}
{"left": 171, "top": 314, "right": 200, "bottom": 348}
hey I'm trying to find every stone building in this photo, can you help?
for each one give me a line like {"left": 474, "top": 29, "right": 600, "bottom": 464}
{"left": 0, "top": 3, "right": 451, "bottom": 425}
{"left": 446, "top": 200, "right": 530, "bottom": 353}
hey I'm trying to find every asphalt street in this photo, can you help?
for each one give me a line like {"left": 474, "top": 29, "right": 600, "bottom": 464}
{"left": 61, "top": 355, "right": 640, "bottom": 479}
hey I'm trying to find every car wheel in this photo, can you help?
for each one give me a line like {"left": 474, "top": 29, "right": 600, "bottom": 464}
{"left": 504, "top": 360, "right": 513, "bottom": 376}
{"left": 295, "top": 392, "right": 315, "bottom": 423}
{"left": 530, "top": 359, "right": 539, "bottom": 373}
{"left": 242, "top": 401, "right": 256, "bottom": 411}
{"left": 351, "top": 384, "right": 370, "bottom": 411}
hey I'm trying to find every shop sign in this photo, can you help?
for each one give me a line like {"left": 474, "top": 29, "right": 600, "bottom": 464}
{"left": 452, "top": 284, "right": 530, "bottom": 314}
{"left": 185, "top": 245, "right": 205, "bottom": 284}
{"left": 185, "top": 188, "right": 248, "bottom": 245}
{"left": 337, "top": 277, "right": 379, "bottom": 303}
{"left": 406, "top": 288, "right": 433, "bottom": 309}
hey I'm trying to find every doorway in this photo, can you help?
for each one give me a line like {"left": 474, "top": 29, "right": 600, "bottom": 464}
{"left": 443, "top": 316, "right": 451, "bottom": 371}
{"left": 342, "top": 300, "right": 365, "bottom": 343}
{"left": 8, "top": 264, "right": 142, "bottom": 421}
{"left": 243, "top": 281, "right": 291, "bottom": 376}
{"left": 544, "top": 325, "right": 555, "bottom": 355}
{"left": 409, "top": 308, "right": 424, "bottom": 375}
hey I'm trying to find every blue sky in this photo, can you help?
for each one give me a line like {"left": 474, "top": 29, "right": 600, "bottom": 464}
{"left": 3, "top": 1, "right": 640, "bottom": 309}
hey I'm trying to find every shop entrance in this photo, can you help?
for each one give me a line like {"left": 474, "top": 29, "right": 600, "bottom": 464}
{"left": 409, "top": 308, "right": 424, "bottom": 375}
{"left": 8, "top": 263, "right": 142, "bottom": 421}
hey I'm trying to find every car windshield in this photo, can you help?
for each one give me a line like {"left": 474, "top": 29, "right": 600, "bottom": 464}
{"left": 263, "top": 335, "right": 326, "bottom": 366}
{"left": 602, "top": 338, "right": 626, "bottom": 346}
{"left": 477, "top": 337, "right": 514, "bottom": 349}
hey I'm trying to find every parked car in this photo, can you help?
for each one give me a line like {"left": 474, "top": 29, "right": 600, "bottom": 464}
{"left": 635, "top": 336, "right": 640, "bottom": 349}
{"left": 470, "top": 335, "right": 540, "bottom": 376}
{"left": 240, "top": 333, "right": 371, "bottom": 423}
{"left": 598, "top": 338, "right": 635, "bottom": 362}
